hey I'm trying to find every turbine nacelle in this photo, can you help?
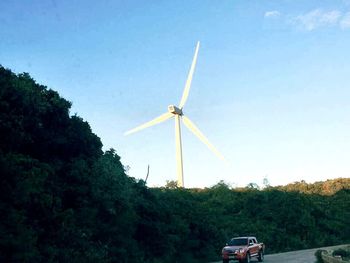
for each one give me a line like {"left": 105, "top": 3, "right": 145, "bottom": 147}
{"left": 168, "top": 105, "right": 183, "bottom": 115}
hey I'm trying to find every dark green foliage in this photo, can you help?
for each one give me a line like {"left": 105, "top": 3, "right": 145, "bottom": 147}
{"left": 332, "top": 247, "right": 350, "bottom": 259}
{"left": 1, "top": 66, "right": 350, "bottom": 262}
{"left": 314, "top": 249, "right": 325, "bottom": 263}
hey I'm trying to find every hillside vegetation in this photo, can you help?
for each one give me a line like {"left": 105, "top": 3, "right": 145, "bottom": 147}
{"left": 1, "top": 66, "right": 349, "bottom": 262}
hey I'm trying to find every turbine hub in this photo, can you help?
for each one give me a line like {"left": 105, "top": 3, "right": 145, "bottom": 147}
{"left": 168, "top": 105, "right": 183, "bottom": 115}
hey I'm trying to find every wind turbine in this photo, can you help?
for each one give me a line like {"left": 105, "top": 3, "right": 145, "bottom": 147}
{"left": 125, "top": 41, "right": 225, "bottom": 187}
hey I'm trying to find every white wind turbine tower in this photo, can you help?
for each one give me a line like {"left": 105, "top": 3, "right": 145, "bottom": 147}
{"left": 125, "top": 42, "right": 225, "bottom": 187}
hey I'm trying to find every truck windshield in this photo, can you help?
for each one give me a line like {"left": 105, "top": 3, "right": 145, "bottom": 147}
{"left": 228, "top": 238, "right": 248, "bottom": 246}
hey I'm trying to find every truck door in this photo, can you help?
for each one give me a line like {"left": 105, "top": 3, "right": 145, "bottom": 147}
{"left": 249, "top": 238, "right": 258, "bottom": 256}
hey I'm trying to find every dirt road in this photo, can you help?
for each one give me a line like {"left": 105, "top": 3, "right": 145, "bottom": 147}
{"left": 213, "top": 244, "right": 348, "bottom": 263}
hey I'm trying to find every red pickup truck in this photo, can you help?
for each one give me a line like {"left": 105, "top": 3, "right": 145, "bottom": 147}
{"left": 221, "top": 236, "right": 264, "bottom": 263}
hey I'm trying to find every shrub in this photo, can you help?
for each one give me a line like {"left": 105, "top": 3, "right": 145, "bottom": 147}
{"left": 314, "top": 249, "right": 326, "bottom": 263}
{"left": 332, "top": 248, "right": 349, "bottom": 258}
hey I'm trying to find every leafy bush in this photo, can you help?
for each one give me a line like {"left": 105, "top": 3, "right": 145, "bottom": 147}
{"left": 314, "top": 249, "right": 326, "bottom": 263}
{"left": 332, "top": 248, "right": 350, "bottom": 258}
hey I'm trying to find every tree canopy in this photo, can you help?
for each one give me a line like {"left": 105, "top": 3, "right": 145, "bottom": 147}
{"left": 0, "top": 65, "right": 349, "bottom": 262}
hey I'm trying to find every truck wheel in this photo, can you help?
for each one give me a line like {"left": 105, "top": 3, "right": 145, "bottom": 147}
{"left": 245, "top": 252, "right": 251, "bottom": 263}
{"left": 223, "top": 259, "right": 229, "bottom": 263}
{"left": 258, "top": 250, "right": 264, "bottom": 262}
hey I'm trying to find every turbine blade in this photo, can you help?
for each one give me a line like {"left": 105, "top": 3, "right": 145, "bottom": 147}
{"left": 182, "top": 116, "right": 226, "bottom": 161}
{"left": 179, "top": 41, "right": 200, "bottom": 109}
{"left": 124, "top": 112, "right": 173, "bottom": 136}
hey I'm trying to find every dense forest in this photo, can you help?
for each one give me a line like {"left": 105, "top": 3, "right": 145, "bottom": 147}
{"left": 0, "top": 65, "right": 349, "bottom": 262}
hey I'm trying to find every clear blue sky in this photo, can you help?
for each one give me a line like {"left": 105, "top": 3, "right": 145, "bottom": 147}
{"left": 1, "top": 0, "right": 350, "bottom": 187}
